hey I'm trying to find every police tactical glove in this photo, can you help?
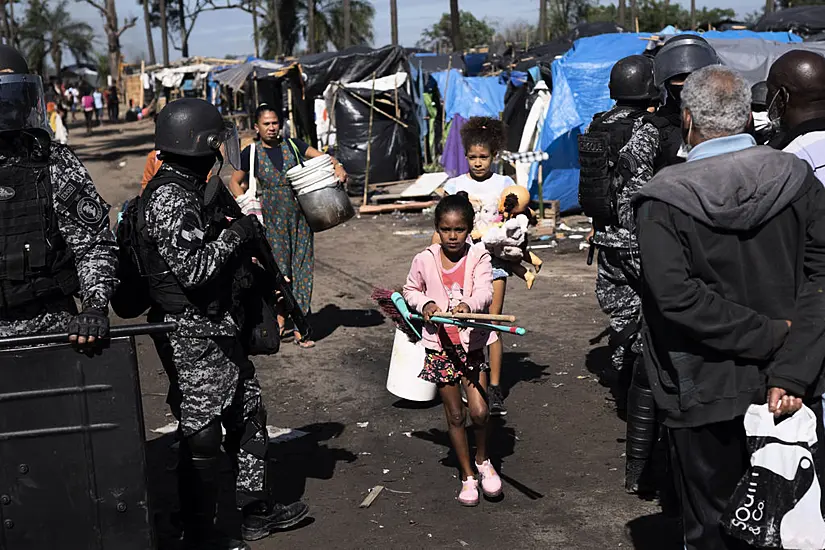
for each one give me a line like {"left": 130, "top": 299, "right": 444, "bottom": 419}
{"left": 68, "top": 307, "right": 110, "bottom": 342}
{"left": 228, "top": 214, "right": 262, "bottom": 243}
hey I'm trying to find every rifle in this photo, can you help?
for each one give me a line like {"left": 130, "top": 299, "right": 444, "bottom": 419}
{"left": 205, "top": 176, "right": 312, "bottom": 341}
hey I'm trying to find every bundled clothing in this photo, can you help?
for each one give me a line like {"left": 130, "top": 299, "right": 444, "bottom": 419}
{"left": 634, "top": 134, "right": 825, "bottom": 549}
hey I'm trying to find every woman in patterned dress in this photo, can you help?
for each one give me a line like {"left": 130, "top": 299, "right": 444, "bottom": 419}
{"left": 230, "top": 104, "right": 347, "bottom": 348}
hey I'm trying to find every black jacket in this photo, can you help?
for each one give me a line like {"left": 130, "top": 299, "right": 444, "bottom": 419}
{"left": 634, "top": 144, "right": 825, "bottom": 428}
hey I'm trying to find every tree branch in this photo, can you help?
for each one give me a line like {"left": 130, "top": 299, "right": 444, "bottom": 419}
{"left": 79, "top": 0, "right": 107, "bottom": 14}
{"left": 116, "top": 16, "right": 138, "bottom": 37}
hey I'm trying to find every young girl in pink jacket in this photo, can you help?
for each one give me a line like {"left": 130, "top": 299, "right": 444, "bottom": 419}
{"left": 403, "top": 192, "right": 503, "bottom": 506}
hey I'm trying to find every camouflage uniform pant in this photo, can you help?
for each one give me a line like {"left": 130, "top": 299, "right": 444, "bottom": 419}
{"left": 595, "top": 247, "right": 642, "bottom": 371}
{"left": 152, "top": 333, "right": 269, "bottom": 504}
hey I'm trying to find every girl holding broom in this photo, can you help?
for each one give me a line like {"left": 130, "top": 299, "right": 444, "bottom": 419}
{"left": 405, "top": 192, "right": 503, "bottom": 506}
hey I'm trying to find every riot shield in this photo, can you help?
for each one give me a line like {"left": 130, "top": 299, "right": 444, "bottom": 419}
{"left": 0, "top": 323, "right": 175, "bottom": 550}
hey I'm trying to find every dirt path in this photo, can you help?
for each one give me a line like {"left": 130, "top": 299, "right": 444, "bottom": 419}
{"left": 71, "top": 122, "right": 680, "bottom": 549}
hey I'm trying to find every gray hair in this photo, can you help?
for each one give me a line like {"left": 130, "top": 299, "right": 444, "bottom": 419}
{"left": 681, "top": 65, "right": 752, "bottom": 138}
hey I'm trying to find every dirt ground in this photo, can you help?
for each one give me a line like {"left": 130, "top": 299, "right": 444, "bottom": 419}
{"left": 71, "top": 120, "right": 681, "bottom": 549}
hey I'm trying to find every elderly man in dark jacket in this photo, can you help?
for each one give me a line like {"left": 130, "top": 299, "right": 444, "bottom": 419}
{"left": 634, "top": 65, "right": 825, "bottom": 550}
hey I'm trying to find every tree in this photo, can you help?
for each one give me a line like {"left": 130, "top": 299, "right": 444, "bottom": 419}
{"left": 389, "top": 0, "right": 397, "bottom": 46}
{"left": 418, "top": 11, "right": 495, "bottom": 51}
{"left": 342, "top": 0, "right": 349, "bottom": 47}
{"left": 140, "top": 0, "right": 157, "bottom": 64}
{"left": 539, "top": 0, "right": 548, "bottom": 41}
{"left": 495, "top": 20, "right": 537, "bottom": 47}
{"left": 20, "top": 0, "right": 94, "bottom": 78}
{"left": 586, "top": 0, "right": 734, "bottom": 33}
{"left": 77, "top": 0, "right": 137, "bottom": 88}
{"left": 450, "top": 0, "right": 461, "bottom": 51}
{"left": 546, "top": 0, "right": 592, "bottom": 38}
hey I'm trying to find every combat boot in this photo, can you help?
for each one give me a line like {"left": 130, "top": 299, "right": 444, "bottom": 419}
{"left": 241, "top": 500, "right": 310, "bottom": 541}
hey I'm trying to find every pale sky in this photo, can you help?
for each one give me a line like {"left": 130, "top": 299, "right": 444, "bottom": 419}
{"left": 59, "top": 0, "right": 764, "bottom": 63}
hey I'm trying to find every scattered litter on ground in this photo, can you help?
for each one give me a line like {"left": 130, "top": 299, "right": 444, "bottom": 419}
{"left": 383, "top": 469, "right": 390, "bottom": 474}
{"left": 530, "top": 243, "right": 557, "bottom": 250}
{"left": 579, "top": 241, "right": 590, "bottom": 251}
{"left": 555, "top": 371, "right": 569, "bottom": 375}
{"left": 388, "top": 431, "right": 394, "bottom": 437}
{"left": 357, "top": 422, "right": 369, "bottom": 428}
{"left": 552, "top": 383, "right": 564, "bottom": 388}
{"left": 392, "top": 230, "right": 426, "bottom": 236}
{"left": 577, "top": 375, "right": 591, "bottom": 380}
{"left": 558, "top": 223, "right": 573, "bottom": 231}
{"left": 360, "top": 452, "right": 371, "bottom": 456}
{"left": 402, "top": 432, "right": 412, "bottom": 438}
{"left": 385, "top": 488, "right": 412, "bottom": 494}
{"left": 360, "top": 485, "right": 384, "bottom": 508}
{"left": 569, "top": 234, "right": 584, "bottom": 240}
{"left": 459, "top": 540, "right": 469, "bottom": 547}
{"left": 562, "top": 293, "right": 579, "bottom": 298}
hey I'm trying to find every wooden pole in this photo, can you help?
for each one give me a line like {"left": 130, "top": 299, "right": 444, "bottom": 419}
{"left": 390, "top": 0, "right": 398, "bottom": 46}
{"left": 139, "top": 60, "right": 145, "bottom": 108}
{"left": 539, "top": 0, "right": 547, "bottom": 42}
{"left": 251, "top": 0, "right": 260, "bottom": 58}
{"left": 363, "top": 72, "right": 376, "bottom": 205}
{"left": 442, "top": 56, "right": 452, "bottom": 141}
{"left": 288, "top": 86, "right": 295, "bottom": 140}
{"left": 538, "top": 162, "right": 544, "bottom": 220}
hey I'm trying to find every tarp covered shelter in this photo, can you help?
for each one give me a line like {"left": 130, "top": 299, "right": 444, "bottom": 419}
{"left": 429, "top": 70, "right": 508, "bottom": 123}
{"left": 211, "top": 58, "right": 286, "bottom": 91}
{"left": 755, "top": 6, "right": 825, "bottom": 38}
{"left": 536, "top": 30, "right": 806, "bottom": 211}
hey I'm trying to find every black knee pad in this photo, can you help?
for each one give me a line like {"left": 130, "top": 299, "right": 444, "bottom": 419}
{"left": 184, "top": 420, "right": 223, "bottom": 460}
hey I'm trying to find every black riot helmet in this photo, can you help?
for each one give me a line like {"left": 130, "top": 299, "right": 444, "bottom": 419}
{"left": 609, "top": 55, "right": 659, "bottom": 102}
{"left": 653, "top": 34, "right": 720, "bottom": 87}
{"left": 154, "top": 98, "right": 241, "bottom": 169}
{"left": 0, "top": 45, "right": 49, "bottom": 135}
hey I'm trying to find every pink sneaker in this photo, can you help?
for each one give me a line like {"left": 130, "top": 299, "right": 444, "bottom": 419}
{"left": 476, "top": 459, "right": 502, "bottom": 498}
{"left": 458, "top": 476, "right": 480, "bottom": 506}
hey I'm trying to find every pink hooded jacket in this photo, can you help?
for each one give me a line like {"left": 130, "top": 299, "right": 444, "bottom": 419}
{"left": 403, "top": 243, "right": 497, "bottom": 352}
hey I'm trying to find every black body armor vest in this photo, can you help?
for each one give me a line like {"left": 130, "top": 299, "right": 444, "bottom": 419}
{"left": 0, "top": 149, "right": 79, "bottom": 315}
{"left": 138, "top": 171, "right": 233, "bottom": 319}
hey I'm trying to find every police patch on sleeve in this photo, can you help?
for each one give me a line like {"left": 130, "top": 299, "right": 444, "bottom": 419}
{"left": 176, "top": 213, "right": 205, "bottom": 250}
{"left": 76, "top": 197, "right": 105, "bottom": 225}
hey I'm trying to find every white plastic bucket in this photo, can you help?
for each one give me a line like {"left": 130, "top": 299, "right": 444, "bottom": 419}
{"left": 386, "top": 329, "right": 437, "bottom": 402}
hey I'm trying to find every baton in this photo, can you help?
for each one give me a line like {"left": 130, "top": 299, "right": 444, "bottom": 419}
{"left": 0, "top": 322, "right": 178, "bottom": 348}
{"left": 586, "top": 236, "right": 596, "bottom": 266}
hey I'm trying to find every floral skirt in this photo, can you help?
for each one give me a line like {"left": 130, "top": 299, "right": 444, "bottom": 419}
{"left": 419, "top": 344, "right": 489, "bottom": 384}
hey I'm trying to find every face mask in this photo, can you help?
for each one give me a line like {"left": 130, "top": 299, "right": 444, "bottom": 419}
{"left": 766, "top": 87, "right": 787, "bottom": 130}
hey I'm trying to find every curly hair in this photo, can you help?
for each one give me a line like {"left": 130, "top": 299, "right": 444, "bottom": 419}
{"left": 460, "top": 116, "right": 507, "bottom": 156}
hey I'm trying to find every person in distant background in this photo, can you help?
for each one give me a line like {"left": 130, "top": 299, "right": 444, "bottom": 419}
{"left": 107, "top": 85, "right": 119, "bottom": 122}
{"left": 93, "top": 88, "right": 104, "bottom": 123}
{"left": 47, "top": 102, "right": 68, "bottom": 145}
{"left": 81, "top": 88, "right": 94, "bottom": 135}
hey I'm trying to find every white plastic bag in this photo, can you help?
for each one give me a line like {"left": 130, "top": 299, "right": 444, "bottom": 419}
{"left": 722, "top": 404, "right": 825, "bottom": 549}
{"left": 235, "top": 142, "right": 263, "bottom": 223}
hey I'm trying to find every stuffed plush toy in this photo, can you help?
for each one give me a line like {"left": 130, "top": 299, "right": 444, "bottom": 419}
{"left": 476, "top": 185, "right": 544, "bottom": 289}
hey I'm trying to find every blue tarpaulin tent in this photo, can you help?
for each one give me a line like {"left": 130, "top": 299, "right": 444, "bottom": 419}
{"left": 533, "top": 30, "right": 802, "bottom": 211}
{"left": 430, "top": 70, "right": 508, "bottom": 122}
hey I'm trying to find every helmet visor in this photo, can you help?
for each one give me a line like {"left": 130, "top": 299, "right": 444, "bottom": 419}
{"left": 217, "top": 122, "right": 241, "bottom": 170}
{"left": 0, "top": 74, "right": 48, "bottom": 133}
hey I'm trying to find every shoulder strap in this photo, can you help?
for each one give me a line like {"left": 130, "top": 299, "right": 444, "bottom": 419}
{"left": 249, "top": 142, "right": 257, "bottom": 195}
{"left": 287, "top": 139, "right": 306, "bottom": 168}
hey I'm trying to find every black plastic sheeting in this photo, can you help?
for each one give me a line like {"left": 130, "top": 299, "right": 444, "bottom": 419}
{"left": 333, "top": 85, "right": 422, "bottom": 195}
{"left": 755, "top": 6, "right": 825, "bottom": 37}
{"left": 412, "top": 52, "right": 466, "bottom": 76}
{"left": 299, "top": 45, "right": 410, "bottom": 99}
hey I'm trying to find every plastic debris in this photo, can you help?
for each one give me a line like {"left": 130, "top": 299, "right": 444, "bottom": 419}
{"left": 357, "top": 422, "right": 369, "bottom": 428}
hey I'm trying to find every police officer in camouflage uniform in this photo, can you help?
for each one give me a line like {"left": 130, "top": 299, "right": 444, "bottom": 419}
{"left": 0, "top": 45, "right": 116, "bottom": 344}
{"left": 139, "top": 98, "right": 308, "bottom": 549}
{"left": 580, "top": 55, "right": 659, "bottom": 375}
{"left": 619, "top": 35, "right": 720, "bottom": 494}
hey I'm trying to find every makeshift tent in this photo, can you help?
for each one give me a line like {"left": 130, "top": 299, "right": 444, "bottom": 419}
{"left": 211, "top": 58, "right": 286, "bottom": 91}
{"left": 153, "top": 64, "right": 214, "bottom": 88}
{"left": 429, "top": 70, "right": 507, "bottom": 123}
{"left": 707, "top": 39, "right": 825, "bottom": 84}
{"left": 568, "top": 22, "right": 627, "bottom": 40}
{"left": 324, "top": 73, "right": 421, "bottom": 194}
{"left": 515, "top": 81, "right": 551, "bottom": 187}
{"left": 535, "top": 31, "right": 805, "bottom": 211}
{"left": 755, "top": 6, "right": 825, "bottom": 38}
{"left": 278, "top": 45, "right": 411, "bottom": 149}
